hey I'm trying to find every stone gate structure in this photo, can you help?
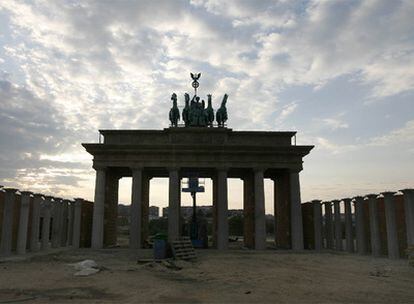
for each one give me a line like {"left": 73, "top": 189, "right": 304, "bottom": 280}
{"left": 82, "top": 128, "right": 313, "bottom": 250}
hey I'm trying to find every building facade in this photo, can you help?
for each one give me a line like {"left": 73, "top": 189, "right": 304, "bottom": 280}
{"left": 83, "top": 127, "right": 313, "bottom": 250}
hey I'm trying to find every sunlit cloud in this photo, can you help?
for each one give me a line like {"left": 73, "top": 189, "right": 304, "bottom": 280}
{"left": 0, "top": 0, "right": 413, "bottom": 207}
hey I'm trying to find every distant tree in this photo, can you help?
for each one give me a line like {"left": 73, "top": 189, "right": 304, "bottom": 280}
{"left": 229, "top": 215, "right": 243, "bottom": 236}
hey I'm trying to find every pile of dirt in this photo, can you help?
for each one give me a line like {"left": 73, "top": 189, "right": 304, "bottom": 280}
{"left": 138, "top": 259, "right": 193, "bottom": 272}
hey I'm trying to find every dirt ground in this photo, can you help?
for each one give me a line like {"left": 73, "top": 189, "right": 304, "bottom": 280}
{"left": 1, "top": 247, "right": 413, "bottom": 303}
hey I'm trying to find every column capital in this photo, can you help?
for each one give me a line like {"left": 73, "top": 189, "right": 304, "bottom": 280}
{"left": 42, "top": 199, "right": 52, "bottom": 207}
{"left": 74, "top": 201, "right": 83, "bottom": 207}
{"left": 311, "top": 199, "right": 322, "bottom": 204}
{"left": 167, "top": 166, "right": 180, "bottom": 172}
{"left": 323, "top": 201, "right": 332, "bottom": 206}
{"left": 20, "top": 191, "right": 33, "bottom": 196}
{"left": 365, "top": 194, "right": 378, "bottom": 199}
{"left": 74, "top": 198, "right": 84, "bottom": 204}
{"left": 342, "top": 198, "right": 352, "bottom": 202}
{"left": 93, "top": 164, "right": 107, "bottom": 171}
{"left": 4, "top": 188, "right": 18, "bottom": 193}
{"left": 399, "top": 188, "right": 414, "bottom": 194}
{"left": 33, "top": 193, "right": 44, "bottom": 198}
{"left": 44, "top": 195, "right": 54, "bottom": 201}
{"left": 353, "top": 196, "right": 364, "bottom": 202}
{"left": 131, "top": 166, "right": 143, "bottom": 171}
{"left": 331, "top": 199, "right": 340, "bottom": 204}
{"left": 381, "top": 191, "right": 396, "bottom": 197}
{"left": 253, "top": 167, "right": 266, "bottom": 173}
{"left": 216, "top": 166, "right": 229, "bottom": 172}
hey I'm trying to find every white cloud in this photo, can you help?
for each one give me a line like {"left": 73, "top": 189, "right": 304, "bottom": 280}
{"left": 280, "top": 102, "right": 297, "bottom": 119}
{"left": 316, "top": 117, "right": 349, "bottom": 131}
{"left": 368, "top": 120, "right": 414, "bottom": 147}
{"left": 0, "top": 0, "right": 413, "bottom": 203}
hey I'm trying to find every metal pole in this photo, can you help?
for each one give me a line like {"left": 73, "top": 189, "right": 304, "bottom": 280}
{"left": 192, "top": 192, "right": 197, "bottom": 222}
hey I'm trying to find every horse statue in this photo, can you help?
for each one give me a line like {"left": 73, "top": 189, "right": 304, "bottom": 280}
{"left": 182, "top": 93, "right": 190, "bottom": 126}
{"left": 216, "top": 94, "right": 228, "bottom": 127}
{"left": 205, "top": 94, "right": 214, "bottom": 127}
{"left": 199, "top": 99, "right": 207, "bottom": 126}
{"left": 189, "top": 95, "right": 201, "bottom": 126}
{"left": 169, "top": 93, "right": 180, "bottom": 127}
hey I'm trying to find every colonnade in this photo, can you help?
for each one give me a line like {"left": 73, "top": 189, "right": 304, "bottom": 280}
{"left": 0, "top": 185, "right": 92, "bottom": 257}
{"left": 302, "top": 189, "right": 414, "bottom": 259}
{"left": 91, "top": 167, "right": 304, "bottom": 250}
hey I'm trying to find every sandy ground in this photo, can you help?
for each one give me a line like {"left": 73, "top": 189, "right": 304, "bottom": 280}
{"left": 0, "top": 247, "right": 414, "bottom": 303}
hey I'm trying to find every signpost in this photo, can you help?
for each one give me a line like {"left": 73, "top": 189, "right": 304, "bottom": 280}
{"left": 182, "top": 176, "right": 206, "bottom": 247}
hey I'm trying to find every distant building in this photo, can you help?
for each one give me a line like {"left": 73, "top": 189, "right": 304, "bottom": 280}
{"left": 118, "top": 204, "right": 161, "bottom": 222}
{"left": 163, "top": 205, "right": 213, "bottom": 219}
{"left": 149, "top": 206, "right": 159, "bottom": 220}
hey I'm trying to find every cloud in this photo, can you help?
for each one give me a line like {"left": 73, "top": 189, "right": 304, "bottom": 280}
{"left": 0, "top": 0, "right": 413, "bottom": 204}
{"left": 321, "top": 118, "right": 349, "bottom": 130}
{"left": 368, "top": 120, "right": 414, "bottom": 148}
{"left": 280, "top": 102, "right": 298, "bottom": 119}
{"left": 313, "top": 137, "right": 357, "bottom": 155}
{"left": 313, "top": 117, "right": 349, "bottom": 131}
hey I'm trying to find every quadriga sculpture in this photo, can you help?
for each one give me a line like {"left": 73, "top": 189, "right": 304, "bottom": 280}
{"left": 169, "top": 93, "right": 180, "bottom": 127}
{"left": 205, "top": 94, "right": 214, "bottom": 127}
{"left": 182, "top": 93, "right": 190, "bottom": 127}
{"left": 216, "top": 94, "right": 228, "bottom": 127}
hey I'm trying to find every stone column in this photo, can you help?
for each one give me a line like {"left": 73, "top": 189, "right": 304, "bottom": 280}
{"left": 60, "top": 200, "right": 69, "bottom": 246}
{"left": 343, "top": 198, "right": 354, "bottom": 253}
{"left": 212, "top": 175, "right": 218, "bottom": 248}
{"left": 16, "top": 191, "right": 32, "bottom": 255}
{"left": 30, "top": 194, "right": 42, "bottom": 252}
{"left": 66, "top": 200, "right": 74, "bottom": 246}
{"left": 142, "top": 175, "right": 151, "bottom": 247}
{"left": 323, "top": 202, "right": 334, "bottom": 249}
{"left": 91, "top": 167, "right": 106, "bottom": 249}
{"left": 130, "top": 167, "right": 143, "bottom": 249}
{"left": 274, "top": 175, "right": 291, "bottom": 249}
{"left": 400, "top": 189, "right": 414, "bottom": 246}
{"left": 72, "top": 198, "right": 83, "bottom": 248}
{"left": 254, "top": 169, "right": 266, "bottom": 250}
{"left": 354, "top": 196, "right": 367, "bottom": 255}
{"left": 217, "top": 168, "right": 229, "bottom": 250}
{"left": 367, "top": 194, "right": 381, "bottom": 256}
{"left": 41, "top": 196, "right": 52, "bottom": 250}
{"left": 168, "top": 168, "right": 180, "bottom": 243}
{"left": 382, "top": 192, "right": 399, "bottom": 259}
{"left": 290, "top": 171, "right": 304, "bottom": 250}
{"left": 51, "top": 198, "right": 62, "bottom": 248}
{"left": 312, "top": 200, "right": 323, "bottom": 251}
{"left": 243, "top": 173, "right": 255, "bottom": 249}
{"left": 0, "top": 188, "right": 17, "bottom": 256}
{"left": 333, "top": 200, "right": 342, "bottom": 251}
{"left": 103, "top": 172, "right": 119, "bottom": 247}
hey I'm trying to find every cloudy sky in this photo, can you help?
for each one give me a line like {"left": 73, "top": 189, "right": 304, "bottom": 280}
{"left": 0, "top": 0, "right": 413, "bottom": 213}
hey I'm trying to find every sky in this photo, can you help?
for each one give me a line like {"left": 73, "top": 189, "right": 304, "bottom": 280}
{"left": 0, "top": 0, "right": 413, "bottom": 214}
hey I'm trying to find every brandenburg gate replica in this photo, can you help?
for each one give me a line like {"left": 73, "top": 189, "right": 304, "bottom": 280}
{"left": 83, "top": 74, "right": 313, "bottom": 251}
